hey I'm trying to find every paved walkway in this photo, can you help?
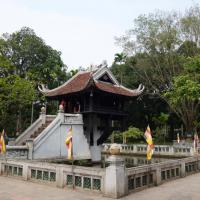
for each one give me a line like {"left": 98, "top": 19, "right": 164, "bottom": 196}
{"left": 1, "top": 174, "right": 200, "bottom": 200}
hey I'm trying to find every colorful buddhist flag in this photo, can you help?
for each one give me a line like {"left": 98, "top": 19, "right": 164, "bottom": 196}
{"left": 0, "top": 130, "right": 6, "bottom": 154}
{"left": 65, "top": 127, "right": 72, "bottom": 160}
{"left": 144, "top": 125, "right": 153, "bottom": 147}
{"left": 144, "top": 125, "right": 154, "bottom": 160}
{"left": 147, "top": 145, "right": 153, "bottom": 160}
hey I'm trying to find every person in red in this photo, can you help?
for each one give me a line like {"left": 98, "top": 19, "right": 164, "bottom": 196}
{"left": 60, "top": 99, "right": 66, "bottom": 111}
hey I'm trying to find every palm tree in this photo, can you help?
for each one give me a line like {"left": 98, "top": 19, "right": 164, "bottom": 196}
{"left": 114, "top": 53, "right": 127, "bottom": 65}
{"left": 114, "top": 53, "right": 127, "bottom": 84}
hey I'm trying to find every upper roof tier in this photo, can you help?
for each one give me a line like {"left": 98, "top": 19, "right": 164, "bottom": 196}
{"left": 38, "top": 66, "right": 144, "bottom": 97}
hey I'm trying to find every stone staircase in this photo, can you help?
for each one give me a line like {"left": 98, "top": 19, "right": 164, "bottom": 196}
{"left": 21, "top": 119, "right": 54, "bottom": 145}
{"left": 30, "top": 121, "right": 52, "bottom": 139}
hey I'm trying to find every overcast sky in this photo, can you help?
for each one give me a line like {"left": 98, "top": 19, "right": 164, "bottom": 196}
{"left": 0, "top": 0, "right": 197, "bottom": 69}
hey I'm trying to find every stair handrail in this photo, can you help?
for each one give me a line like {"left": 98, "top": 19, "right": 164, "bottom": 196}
{"left": 46, "top": 115, "right": 56, "bottom": 121}
{"left": 14, "top": 118, "right": 43, "bottom": 146}
{"left": 33, "top": 115, "right": 61, "bottom": 150}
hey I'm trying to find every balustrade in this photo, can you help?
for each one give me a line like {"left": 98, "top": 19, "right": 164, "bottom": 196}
{"left": 103, "top": 143, "right": 196, "bottom": 156}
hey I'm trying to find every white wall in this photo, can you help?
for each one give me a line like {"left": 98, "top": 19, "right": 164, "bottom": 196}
{"left": 33, "top": 113, "right": 91, "bottom": 160}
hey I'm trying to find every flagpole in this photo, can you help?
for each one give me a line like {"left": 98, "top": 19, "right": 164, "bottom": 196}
{"left": 0, "top": 130, "right": 7, "bottom": 163}
{"left": 72, "top": 156, "right": 75, "bottom": 189}
{"left": 4, "top": 148, "right": 7, "bottom": 163}
{"left": 70, "top": 125, "right": 75, "bottom": 189}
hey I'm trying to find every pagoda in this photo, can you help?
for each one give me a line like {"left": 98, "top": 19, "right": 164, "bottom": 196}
{"left": 39, "top": 66, "right": 144, "bottom": 160}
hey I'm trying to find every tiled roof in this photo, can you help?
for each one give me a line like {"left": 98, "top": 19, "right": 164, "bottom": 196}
{"left": 43, "top": 72, "right": 91, "bottom": 97}
{"left": 94, "top": 81, "right": 139, "bottom": 97}
{"left": 41, "top": 69, "right": 143, "bottom": 97}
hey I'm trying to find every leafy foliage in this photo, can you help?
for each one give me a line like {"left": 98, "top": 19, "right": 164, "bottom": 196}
{"left": 114, "top": 4, "right": 200, "bottom": 137}
{"left": 0, "top": 27, "right": 68, "bottom": 88}
{"left": 122, "top": 126, "right": 144, "bottom": 142}
{"left": 0, "top": 75, "right": 36, "bottom": 134}
{"left": 0, "top": 27, "right": 69, "bottom": 135}
{"left": 108, "top": 127, "right": 144, "bottom": 144}
{"left": 164, "top": 74, "right": 200, "bottom": 132}
{"left": 152, "top": 112, "right": 169, "bottom": 127}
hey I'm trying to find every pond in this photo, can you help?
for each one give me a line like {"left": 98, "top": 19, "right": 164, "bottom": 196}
{"left": 48, "top": 154, "right": 177, "bottom": 168}
{"left": 101, "top": 154, "right": 176, "bottom": 168}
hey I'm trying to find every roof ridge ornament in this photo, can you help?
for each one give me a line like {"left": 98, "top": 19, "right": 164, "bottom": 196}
{"left": 135, "top": 84, "right": 145, "bottom": 94}
{"left": 38, "top": 84, "right": 49, "bottom": 93}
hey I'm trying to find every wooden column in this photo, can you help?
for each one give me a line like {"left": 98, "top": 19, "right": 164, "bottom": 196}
{"left": 89, "top": 114, "right": 94, "bottom": 146}
{"left": 89, "top": 90, "right": 94, "bottom": 145}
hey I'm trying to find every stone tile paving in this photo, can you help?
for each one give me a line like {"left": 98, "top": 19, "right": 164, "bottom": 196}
{"left": 124, "top": 173, "right": 200, "bottom": 200}
{"left": 0, "top": 174, "right": 200, "bottom": 200}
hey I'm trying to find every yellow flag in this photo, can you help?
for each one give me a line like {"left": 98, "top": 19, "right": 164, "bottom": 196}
{"left": 0, "top": 130, "right": 6, "bottom": 154}
{"left": 147, "top": 145, "right": 153, "bottom": 160}
{"left": 65, "top": 128, "right": 72, "bottom": 159}
{"left": 144, "top": 126, "right": 154, "bottom": 160}
{"left": 144, "top": 125, "right": 153, "bottom": 145}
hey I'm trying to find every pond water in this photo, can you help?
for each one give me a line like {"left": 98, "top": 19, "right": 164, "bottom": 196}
{"left": 49, "top": 154, "right": 177, "bottom": 168}
{"left": 101, "top": 154, "right": 176, "bottom": 168}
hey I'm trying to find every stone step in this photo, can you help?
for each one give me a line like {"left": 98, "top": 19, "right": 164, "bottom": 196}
{"left": 29, "top": 120, "right": 54, "bottom": 139}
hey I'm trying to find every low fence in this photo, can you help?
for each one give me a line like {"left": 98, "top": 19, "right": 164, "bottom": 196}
{"left": 103, "top": 143, "right": 197, "bottom": 157}
{"left": 0, "top": 156, "right": 200, "bottom": 198}
{"left": 126, "top": 156, "right": 200, "bottom": 194}
{"left": 0, "top": 159, "right": 104, "bottom": 192}
{"left": 0, "top": 146, "right": 28, "bottom": 159}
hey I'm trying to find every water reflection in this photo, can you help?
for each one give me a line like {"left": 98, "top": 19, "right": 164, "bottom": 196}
{"left": 102, "top": 154, "right": 175, "bottom": 168}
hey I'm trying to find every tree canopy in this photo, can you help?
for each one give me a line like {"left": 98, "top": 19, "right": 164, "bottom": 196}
{"left": 0, "top": 27, "right": 68, "bottom": 88}
{"left": 0, "top": 27, "right": 69, "bottom": 135}
{"left": 113, "top": 4, "right": 200, "bottom": 136}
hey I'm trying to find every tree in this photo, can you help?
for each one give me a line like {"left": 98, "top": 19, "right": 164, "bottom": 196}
{"left": 0, "top": 27, "right": 68, "bottom": 88}
{"left": 0, "top": 27, "right": 70, "bottom": 135}
{"left": 108, "top": 126, "right": 144, "bottom": 144}
{"left": 70, "top": 69, "right": 78, "bottom": 77}
{"left": 164, "top": 75, "right": 200, "bottom": 133}
{"left": 114, "top": 53, "right": 127, "bottom": 64}
{"left": 116, "top": 6, "right": 200, "bottom": 94}
{"left": 153, "top": 112, "right": 169, "bottom": 143}
{"left": 115, "top": 5, "right": 200, "bottom": 137}
{"left": 178, "top": 41, "right": 200, "bottom": 57}
{"left": 0, "top": 75, "right": 36, "bottom": 135}
{"left": 0, "top": 55, "right": 15, "bottom": 77}
{"left": 121, "top": 126, "right": 144, "bottom": 144}
{"left": 181, "top": 5, "right": 200, "bottom": 46}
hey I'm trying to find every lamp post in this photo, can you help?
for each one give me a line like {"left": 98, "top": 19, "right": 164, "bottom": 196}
{"left": 31, "top": 101, "right": 40, "bottom": 125}
{"left": 31, "top": 102, "right": 34, "bottom": 125}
